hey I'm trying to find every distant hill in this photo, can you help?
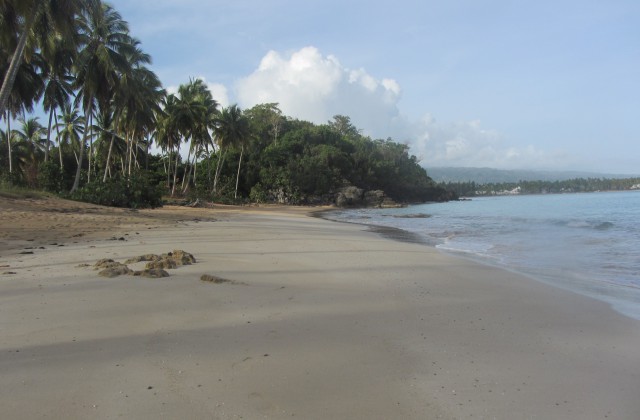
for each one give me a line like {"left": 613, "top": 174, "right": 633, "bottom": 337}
{"left": 427, "top": 167, "right": 638, "bottom": 184}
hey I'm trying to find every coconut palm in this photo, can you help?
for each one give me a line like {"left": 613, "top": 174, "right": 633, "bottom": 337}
{"left": 180, "top": 79, "right": 217, "bottom": 193}
{"left": 93, "top": 105, "right": 126, "bottom": 178}
{"left": 11, "top": 116, "right": 45, "bottom": 184}
{"left": 213, "top": 105, "right": 251, "bottom": 198}
{"left": 0, "top": 0, "right": 87, "bottom": 117}
{"left": 71, "top": 1, "right": 134, "bottom": 192}
{"left": 155, "top": 96, "right": 181, "bottom": 190}
{"left": 0, "top": 41, "right": 44, "bottom": 173}
{"left": 55, "top": 103, "right": 85, "bottom": 167}
{"left": 41, "top": 33, "right": 75, "bottom": 163}
{"left": 114, "top": 44, "right": 164, "bottom": 178}
{"left": 159, "top": 79, "right": 210, "bottom": 196}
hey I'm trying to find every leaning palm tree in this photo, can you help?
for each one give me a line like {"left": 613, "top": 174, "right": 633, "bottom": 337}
{"left": 213, "top": 105, "right": 251, "bottom": 198}
{"left": 0, "top": 0, "right": 87, "bottom": 117}
{"left": 112, "top": 44, "right": 163, "bottom": 178}
{"left": 0, "top": 41, "right": 45, "bottom": 173}
{"left": 71, "top": 1, "right": 134, "bottom": 192}
{"left": 179, "top": 79, "right": 217, "bottom": 193}
{"left": 161, "top": 79, "right": 209, "bottom": 196}
{"left": 41, "top": 33, "right": 75, "bottom": 163}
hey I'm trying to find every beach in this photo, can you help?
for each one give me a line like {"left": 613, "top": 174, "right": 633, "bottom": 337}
{"left": 1, "top": 197, "right": 639, "bottom": 419}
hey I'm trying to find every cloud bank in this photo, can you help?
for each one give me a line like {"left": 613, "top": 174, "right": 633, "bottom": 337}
{"left": 235, "top": 46, "right": 568, "bottom": 170}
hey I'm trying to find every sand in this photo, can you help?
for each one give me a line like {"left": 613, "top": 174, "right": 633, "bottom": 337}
{"left": 1, "top": 197, "right": 639, "bottom": 419}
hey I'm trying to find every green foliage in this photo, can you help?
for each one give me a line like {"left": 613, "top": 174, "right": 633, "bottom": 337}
{"left": 442, "top": 177, "right": 640, "bottom": 197}
{"left": 37, "top": 160, "right": 66, "bottom": 193}
{"left": 0, "top": 171, "right": 25, "bottom": 189}
{"left": 70, "top": 173, "right": 162, "bottom": 208}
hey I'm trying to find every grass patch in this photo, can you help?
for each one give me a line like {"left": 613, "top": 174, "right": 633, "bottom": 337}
{"left": 0, "top": 186, "right": 51, "bottom": 200}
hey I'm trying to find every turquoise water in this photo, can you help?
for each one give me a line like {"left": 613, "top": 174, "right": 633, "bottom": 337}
{"left": 326, "top": 191, "right": 640, "bottom": 321}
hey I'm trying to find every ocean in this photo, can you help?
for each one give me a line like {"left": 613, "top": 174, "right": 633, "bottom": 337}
{"left": 324, "top": 191, "right": 640, "bottom": 321}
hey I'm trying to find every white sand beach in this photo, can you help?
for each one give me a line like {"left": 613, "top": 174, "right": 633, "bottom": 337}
{"left": 1, "top": 198, "right": 639, "bottom": 419}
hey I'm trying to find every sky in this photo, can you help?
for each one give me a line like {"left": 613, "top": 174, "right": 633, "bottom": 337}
{"left": 109, "top": 0, "right": 639, "bottom": 174}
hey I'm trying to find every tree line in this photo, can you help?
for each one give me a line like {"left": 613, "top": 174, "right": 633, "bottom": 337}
{"left": 0, "top": 1, "right": 451, "bottom": 207}
{"left": 441, "top": 178, "right": 640, "bottom": 197}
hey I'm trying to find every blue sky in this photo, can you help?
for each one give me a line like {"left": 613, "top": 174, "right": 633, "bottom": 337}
{"left": 110, "top": 0, "right": 639, "bottom": 174}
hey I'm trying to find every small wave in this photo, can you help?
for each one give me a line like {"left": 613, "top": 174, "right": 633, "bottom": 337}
{"left": 555, "top": 219, "right": 614, "bottom": 230}
{"left": 595, "top": 221, "right": 614, "bottom": 230}
{"left": 392, "top": 213, "right": 432, "bottom": 219}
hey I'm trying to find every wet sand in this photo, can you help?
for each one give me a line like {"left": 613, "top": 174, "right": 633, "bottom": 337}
{"left": 1, "top": 197, "right": 639, "bottom": 419}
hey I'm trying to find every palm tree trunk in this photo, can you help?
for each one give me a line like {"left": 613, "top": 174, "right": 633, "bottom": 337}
{"left": 171, "top": 142, "right": 181, "bottom": 196}
{"left": 181, "top": 143, "right": 193, "bottom": 191}
{"left": 71, "top": 97, "right": 93, "bottom": 193}
{"left": 212, "top": 148, "right": 226, "bottom": 194}
{"left": 45, "top": 107, "right": 54, "bottom": 162}
{"left": 193, "top": 144, "right": 200, "bottom": 187}
{"left": 129, "top": 130, "right": 138, "bottom": 176}
{"left": 6, "top": 114, "right": 12, "bottom": 173}
{"left": 54, "top": 111, "right": 64, "bottom": 170}
{"left": 103, "top": 132, "right": 116, "bottom": 182}
{"left": 88, "top": 113, "right": 93, "bottom": 183}
{"left": 145, "top": 134, "right": 150, "bottom": 170}
{"left": 0, "top": 7, "right": 38, "bottom": 117}
{"left": 182, "top": 149, "right": 198, "bottom": 194}
{"left": 164, "top": 152, "right": 170, "bottom": 188}
{"left": 235, "top": 145, "right": 244, "bottom": 199}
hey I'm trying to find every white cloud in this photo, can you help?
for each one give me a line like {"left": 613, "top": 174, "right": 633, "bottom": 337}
{"left": 236, "top": 46, "right": 401, "bottom": 134}
{"left": 409, "top": 116, "right": 572, "bottom": 169}
{"left": 206, "top": 82, "right": 230, "bottom": 108}
{"left": 235, "top": 46, "right": 570, "bottom": 170}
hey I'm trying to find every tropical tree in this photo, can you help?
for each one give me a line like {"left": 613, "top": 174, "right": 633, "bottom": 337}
{"left": 41, "top": 33, "right": 75, "bottom": 163}
{"left": 71, "top": 0, "right": 134, "bottom": 192}
{"left": 11, "top": 116, "right": 45, "bottom": 184}
{"left": 104, "top": 39, "right": 163, "bottom": 181}
{"left": 159, "top": 79, "right": 212, "bottom": 196}
{"left": 0, "top": 39, "right": 44, "bottom": 173}
{"left": 54, "top": 103, "right": 85, "bottom": 168}
{"left": 155, "top": 94, "right": 181, "bottom": 191}
{"left": 180, "top": 79, "right": 216, "bottom": 193}
{"left": 0, "top": 0, "right": 86, "bottom": 117}
{"left": 213, "top": 104, "right": 251, "bottom": 198}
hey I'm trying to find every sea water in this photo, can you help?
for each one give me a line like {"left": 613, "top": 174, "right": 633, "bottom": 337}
{"left": 325, "top": 191, "right": 640, "bottom": 321}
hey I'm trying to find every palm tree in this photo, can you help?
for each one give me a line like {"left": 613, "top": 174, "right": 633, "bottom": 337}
{"left": 93, "top": 105, "right": 126, "bottom": 178}
{"left": 155, "top": 96, "right": 181, "bottom": 191}
{"left": 0, "top": 0, "right": 87, "bottom": 117}
{"left": 113, "top": 43, "right": 164, "bottom": 178}
{"left": 12, "top": 116, "right": 45, "bottom": 184}
{"left": 180, "top": 79, "right": 217, "bottom": 193}
{"left": 213, "top": 105, "right": 251, "bottom": 198}
{"left": 55, "top": 103, "right": 85, "bottom": 168}
{"left": 71, "top": 1, "right": 134, "bottom": 192}
{"left": 159, "top": 79, "right": 210, "bottom": 196}
{"left": 41, "top": 33, "right": 75, "bottom": 163}
{"left": 0, "top": 41, "right": 44, "bottom": 173}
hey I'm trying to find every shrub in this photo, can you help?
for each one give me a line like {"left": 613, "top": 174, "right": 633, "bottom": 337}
{"left": 38, "top": 161, "right": 66, "bottom": 193}
{"left": 70, "top": 173, "right": 162, "bottom": 208}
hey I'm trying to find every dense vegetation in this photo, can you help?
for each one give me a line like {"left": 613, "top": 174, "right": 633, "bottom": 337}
{"left": 0, "top": 0, "right": 451, "bottom": 208}
{"left": 441, "top": 177, "right": 640, "bottom": 197}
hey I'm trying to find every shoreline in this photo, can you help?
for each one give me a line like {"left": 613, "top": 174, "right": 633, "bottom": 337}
{"left": 2, "top": 198, "right": 640, "bottom": 418}
{"left": 322, "top": 204, "right": 640, "bottom": 323}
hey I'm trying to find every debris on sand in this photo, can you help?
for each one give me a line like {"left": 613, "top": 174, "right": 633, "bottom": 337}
{"left": 200, "top": 274, "right": 234, "bottom": 284}
{"left": 145, "top": 258, "right": 177, "bottom": 270}
{"left": 91, "top": 250, "right": 196, "bottom": 279}
{"left": 124, "top": 254, "right": 161, "bottom": 264}
{"left": 133, "top": 268, "right": 170, "bottom": 278}
{"left": 163, "top": 249, "right": 196, "bottom": 265}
